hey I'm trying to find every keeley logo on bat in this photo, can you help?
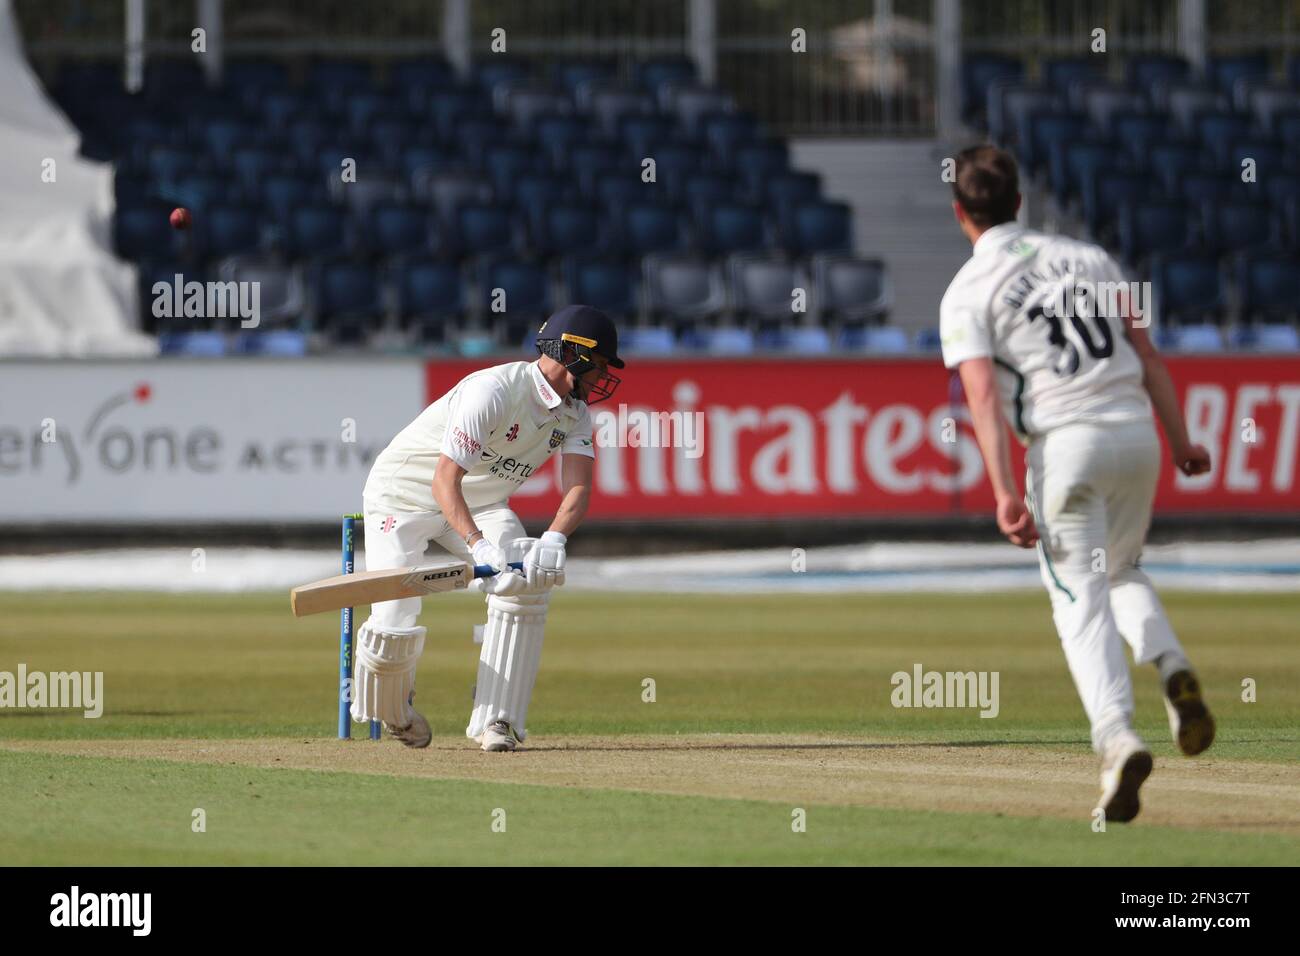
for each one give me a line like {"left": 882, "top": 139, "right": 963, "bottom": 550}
{"left": 50, "top": 886, "right": 151, "bottom": 936}
{"left": 401, "top": 567, "right": 468, "bottom": 591}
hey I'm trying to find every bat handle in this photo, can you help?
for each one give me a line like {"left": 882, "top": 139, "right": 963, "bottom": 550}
{"left": 471, "top": 561, "right": 525, "bottom": 578}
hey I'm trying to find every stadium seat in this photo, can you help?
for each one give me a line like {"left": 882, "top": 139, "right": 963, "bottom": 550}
{"left": 454, "top": 203, "right": 518, "bottom": 258}
{"left": 399, "top": 144, "right": 460, "bottom": 183}
{"left": 1112, "top": 112, "right": 1171, "bottom": 161}
{"left": 1237, "top": 253, "right": 1300, "bottom": 322}
{"left": 619, "top": 204, "right": 684, "bottom": 256}
{"left": 698, "top": 204, "right": 768, "bottom": 257}
{"left": 764, "top": 171, "right": 822, "bottom": 218}
{"left": 783, "top": 201, "right": 853, "bottom": 256}
{"left": 1194, "top": 111, "right": 1254, "bottom": 165}
{"left": 701, "top": 112, "right": 760, "bottom": 161}
{"left": 114, "top": 202, "right": 180, "bottom": 259}
{"left": 309, "top": 59, "right": 373, "bottom": 93}
{"left": 1207, "top": 53, "right": 1270, "bottom": 97}
{"left": 1142, "top": 142, "right": 1206, "bottom": 194}
{"left": 366, "top": 203, "right": 435, "bottom": 258}
{"left": 773, "top": 326, "right": 832, "bottom": 354}
{"left": 637, "top": 58, "right": 697, "bottom": 97}
{"left": 554, "top": 60, "right": 615, "bottom": 97}
{"left": 483, "top": 144, "right": 536, "bottom": 197}
{"left": 588, "top": 89, "right": 656, "bottom": 137}
{"left": 1043, "top": 57, "right": 1104, "bottom": 96}
{"left": 536, "top": 114, "right": 591, "bottom": 165}
{"left": 1165, "top": 323, "right": 1225, "bottom": 352}
{"left": 429, "top": 90, "right": 489, "bottom": 140}
{"left": 731, "top": 139, "right": 790, "bottom": 196}
{"left": 1048, "top": 138, "right": 1120, "bottom": 205}
{"left": 1177, "top": 170, "right": 1239, "bottom": 206}
{"left": 1154, "top": 254, "right": 1225, "bottom": 324}
{"left": 503, "top": 89, "right": 571, "bottom": 130}
{"left": 681, "top": 172, "right": 737, "bottom": 218}
{"left": 474, "top": 59, "right": 534, "bottom": 95}
{"left": 260, "top": 175, "right": 325, "bottom": 220}
{"left": 961, "top": 54, "right": 1023, "bottom": 124}
{"left": 229, "top": 147, "right": 288, "bottom": 188}
{"left": 729, "top": 255, "right": 803, "bottom": 323}
{"left": 216, "top": 255, "right": 305, "bottom": 326}
{"left": 535, "top": 201, "right": 603, "bottom": 258}
{"left": 1118, "top": 200, "right": 1192, "bottom": 264}
{"left": 1126, "top": 54, "right": 1190, "bottom": 92}
{"left": 418, "top": 171, "right": 494, "bottom": 222}
{"left": 688, "top": 325, "right": 755, "bottom": 354}
{"left": 313, "top": 259, "right": 383, "bottom": 330}
{"left": 643, "top": 254, "right": 726, "bottom": 322}
{"left": 1021, "top": 110, "right": 1087, "bottom": 174}
{"left": 669, "top": 88, "right": 737, "bottom": 135}
{"left": 287, "top": 205, "right": 351, "bottom": 258}
{"left": 1203, "top": 200, "right": 1276, "bottom": 255}
{"left": 1082, "top": 89, "right": 1148, "bottom": 133}
{"left": 991, "top": 87, "right": 1062, "bottom": 147}
{"left": 1082, "top": 166, "right": 1150, "bottom": 238}
{"left": 813, "top": 255, "right": 891, "bottom": 323}
{"left": 390, "top": 57, "right": 455, "bottom": 99}
{"left": 481, "top": 259, "right": 551, "bottom": 339}
{"left": 622, "top": 327, "right": 676, "bottom": 355}
{"left": 327, "top": 173, "right": 407, "bottom": 218}
{"left": 838, "top": 325, "right": 910, "bottom": 353}
{"left": 1167, "top": 88, "right": 1228, "bottom": 134}
{"left": 914, "top": 328, "right": 944, "bottom": 352}
{"left": 146, "top": 146, "right": 209, "bottom": 184}
{"left": 201, "top": 203, "right": 262, "bottom": 261}
{"left": 567, "top": 143, "right": 623, "bottom": 190}
{"left": 158, "top": 331, "right": 227, "bottom": 356}
{"left": 394, "top": 257, "right": 464, "bottom": 340}
{"left": 1227, "top": 141, "right": 1288, "bottom": 179}
{"left": 235, "top": 330, "right": 308, "bottom": 356}
{"left": 564, "top": 257, "right": 640, "bottom": 318}
{"left": 510, "top": 173, "right": 571, "bottom": 233}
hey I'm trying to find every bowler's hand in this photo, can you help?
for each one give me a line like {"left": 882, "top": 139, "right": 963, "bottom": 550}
{"left": 1173, "top": 442, "right": 1212, "bottom": 477}
{"left": 997, "top": 495, "right": 1039, "bottom": 549}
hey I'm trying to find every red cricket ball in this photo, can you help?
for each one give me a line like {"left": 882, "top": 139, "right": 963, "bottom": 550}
{"left": 170, "top": 207, "right": 191, "bottom": 230}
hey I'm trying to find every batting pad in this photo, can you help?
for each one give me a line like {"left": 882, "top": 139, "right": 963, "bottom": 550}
{"left": 351, "top": 621, "right": 426, "bottom": 728}
{"left": 465, "top": 592, "right": 549, "bottom": 741}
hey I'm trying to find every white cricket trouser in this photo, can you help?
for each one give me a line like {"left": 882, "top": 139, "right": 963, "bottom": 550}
{"left": 360, "top": 499, "right": 527, "bottom": 629}
{"left": 1025, "top": 419, "right": 1186, "bottom": 752}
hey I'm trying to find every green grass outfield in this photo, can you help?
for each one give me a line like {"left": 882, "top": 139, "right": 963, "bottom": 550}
{"left": 1, "top": 591, "right": 1297, "bottom": 865}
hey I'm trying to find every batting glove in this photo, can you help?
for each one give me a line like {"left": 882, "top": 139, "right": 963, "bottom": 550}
{"left": 524, "top": 531, "right": 567, "bottom": 589}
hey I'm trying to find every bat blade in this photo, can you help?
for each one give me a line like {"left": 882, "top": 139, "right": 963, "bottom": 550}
{"left": 290, "top": 559, "right": 474, "bottom": 617}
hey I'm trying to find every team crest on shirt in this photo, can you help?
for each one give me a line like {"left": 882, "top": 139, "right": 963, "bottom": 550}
{"left": 382, "top": 516, "right": 396, "bottom": 533}
{"left": 549, "top": 428, "right": 566, "bottom": 449}
{"left": 506, "top": 423, "right": 519, "bottom": 442}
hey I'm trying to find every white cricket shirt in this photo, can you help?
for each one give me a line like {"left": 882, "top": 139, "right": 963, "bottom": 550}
{"left": 364, "top": 360, "right": 594, "bottom": 512}
{"left": 939, "top": 222, "right": 1152, "bottom": 440}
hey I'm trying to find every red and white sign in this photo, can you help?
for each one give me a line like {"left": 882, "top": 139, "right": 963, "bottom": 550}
{"left": 425, "top": 357, "right": 1300, "bottom": 520}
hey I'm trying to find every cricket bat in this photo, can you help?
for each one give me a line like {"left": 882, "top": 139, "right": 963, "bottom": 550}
{"left": 290, "top": 560, "right": 523, "bottom": 617}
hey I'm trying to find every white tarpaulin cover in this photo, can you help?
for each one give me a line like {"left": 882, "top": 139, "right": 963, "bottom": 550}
{"left": 0, "top": 0, "right": 155, "bottom": 356}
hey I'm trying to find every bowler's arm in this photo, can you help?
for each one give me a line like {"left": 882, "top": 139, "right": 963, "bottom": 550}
{"left": 549, "top": 454, "right": 592, "bottom": 537}
{"left": 956, "top": 358, "right": 1039, "bottom": 548}
{"left": 1123, "top": 315, "right": 1212, "bottom": 476}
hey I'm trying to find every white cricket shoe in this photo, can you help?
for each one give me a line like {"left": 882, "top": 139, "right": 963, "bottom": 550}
{"left": 478, "top": 719, "right": 520, "bottom": 753}
{"left": 387, "top": 708, "right": 431, "bottom": 749}
{"left": 1095, "top": 730, "right": 1153, "bottom": 824}
{"left": 1163, "top": 669, "right": 1215, "bottom": 756}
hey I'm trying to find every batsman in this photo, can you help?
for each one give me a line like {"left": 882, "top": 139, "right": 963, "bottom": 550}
{"left": 352, "top": 305, "right": 623, "bottom": 752}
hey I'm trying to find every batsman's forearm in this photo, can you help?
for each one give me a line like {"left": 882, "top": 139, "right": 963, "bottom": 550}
{"left": 1142, "top": 356, "right": 1191, "bottom": 451}
{"left": 969, "top": 393, "right": 1020, "bottom": 502}
{"left": 431, "top": 473, "right": 478, "bottom": 541}
{"left": 548, "top": 485, "right": 589, "bottom": 537}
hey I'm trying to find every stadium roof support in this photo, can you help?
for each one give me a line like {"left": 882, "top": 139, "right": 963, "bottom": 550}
{"left": 443, "top": 0, "right": 470, "bottom": 80}
{"left": 688, "top": 0, "right": 716, "bottom": 86}
{"left": 1179, "top": 0, "right": 1206, "bottom": 70}
{"left": 934, "top": 0, "right": 960, "bottom": 140}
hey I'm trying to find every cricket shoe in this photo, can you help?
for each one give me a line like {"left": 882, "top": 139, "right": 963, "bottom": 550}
{"left": 478, "top": 719, "right": 520, "bottom": 753}
{"left": 1163, "top": 669, "right": 1215, "bottom": 756}
{"left": 1095, "top": 730, "right": 1153, "bottom": 824}
{"left": 388, "top": 708, "right": 431, "bottom": 749}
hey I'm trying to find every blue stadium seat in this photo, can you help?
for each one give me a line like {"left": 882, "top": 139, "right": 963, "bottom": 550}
{"left": 616, "top": 114, "right": 672, "bottom": 160}
{"left": 689, "top": 326, "right": 756, "bottom": 354}
{"left": 568, "top": 143, "right": 623, "bottom": 190}
{"left": 455, "top": 203, "right": 518, "bottom": 258}
{"left": 1043, "top": 57, "right": 1104, "bottom": 96}
{"left": 535, "top": 201, "right": 602, "bottom": 258}
{"left": 1141, "top": 142, "right": 1206, "bottom": 194}
{"left": 637, "top": 58, "right": 697, "bottom": 97}
{"left": 1048, "top": 137, "right": 1116, "bottom": 205}
{"left": 783, "top": 201, "right": 852, "bottom": 256}
{"left": 394, "top": 257, "right": 463, "bottom": 338}
{"left": 1112, "top": 112, "right": 1171, "bottom": 161}
{"left": 1118, "top": 200, "right": 1192, "bottom": 264}
{"left": 328, "top": 172, "right": 407, "bottom": 218}
{"left": 367, "top": 203, "right": 434, "bottom": 258}
{"left": 1237, "top": 253, "right": 1300, "bottom": 322}
{"left": 813, "top": 255, "right": 891, "bottom": 323}
{"left": 287, "top": 205, "right": 350, "bottom": 258}
{"left": 484, "top": 144, "right": 535, "bottom": 197}
{"left": 701, "top": 112, "right": 760, "bottom": 161}
{"left": 649, "top": 143, "right": 701, "bottom": 188}
{"left": 313, "top": 259, "right": 382, "bottom": 321}
{"left": 596, "top": 174, "right": 655, "bottom": 211}
{"left": 838, "top": 325, "right": 910, "bottom": 353}
{"left": 961, "top": 54, "right": 1023, "bottom": 124}
{"left": 419, "top": 171, "right": 494, "bottom": 222}
{"left": 344, "top": 92, "right": 390, "bottom": 134}
{"left": 229, "top": 147, "right": 287, "bottom": 188}
{"left": 1154, "top": 254, "right": 1225, "bottom": 324}
{"left": 914, "top": 328, "right": 944, "bottom": 352}
{"left": 457, "top": 117, "right": 515, "bottom": 164}
{"left": 1166, "top": 87, "right": 1228, "bottom": 134}
{"left": 163, "top": 173, "right": 235, "bottom": 212}
{"left": 1082, "top": 88, "right": 1148, "bottom": 133}
{"left": 670, "top": 87, "right": 737, "bottom": 135}
{"left": 681, "top": 172, "right": 736, "bottom": 218}
{"left": 308, "top": 59, "right": 373, "bottom": 94}
{"left": 1242, "top": 86, "right": 1300, "bottom": 132}
{"left": 400, "top": 144, "right": 460, "bottom": 182}
{"left": 536, "top": 114, "right": 591, "bottom": 165}
{"left": 1022, "top": 110, "right": 1087, "bottom": 173}
{"left": 588, "top": 89, "right": 656, "bottom": 138}
{"left": 390, "top": 57, "right": 454, "bottom": 97}
{"left": 1165, "top": 324, "right": 1225, "bottom": 352}
{"left": 622, "top": 327, "right": 676, "bottom": 355}
{"left": 643, "top": 254, "right": 726, "bottom": 322}
{"left": 1082, "top": 166, "right": 1150, "bottom": 237}
{"left": 202, "top": 203, "right": 262, "bottom": 260}
{"left": 1247, "top": 324, "right": 1300, "bottom": 351}
{"left": 429, "top": 90, "right": 489, "bottom": 140}
{"left": 511, "top": 173, "right": 570, "bottom": 231}
{"left": 235, "top": 330, "right": 308, "bottom": 356}
{"left": 764, "top": 171, "right": 822, "bottom": 217}
{"left": 774, "top": 327, "right": 832, "bottom": 354}
{"left": 503, "top": 88, "right": 571, "bottom": 131}
{"left": 1127, "top": 54, "right": 1190, "bottom": 92}
{"left": 564, "top": 257, "right": 640, "bottom": 317}
{"left": 1227, "top": 141, "right": 1288, "bottom": 178}
{"left": 992, "top": 87, "right": 1063, "bottom": 147}
{"left": 1194, "top": 111, "right": 1254, "bottom": 165}
{"left": 554, "top": 61, "right": 615, "bottom": 97}
{"left": 474, "top": 59, "right": 533, "bottom": 95}
{"left": 482, "top": 259, "right": 551, "bottom": 337}
{"left": 159, "top": 331, "right": 227, "bottom": 356}
{"left": 732, "top": 140, "right": 789, "bottom": 195}
{"left": 1203, "top": 200, "right": 1276, "bottom": 255}
{"left": 260, "top": 175, "right": 324, "bottom": 219}
{"left": 114, "top": 202, "right": 179, "bottom": 259}
{"left": 1177, "top": 169, "right": 1239, "bottom": 206}
{"left": 1208, "top": 53, "right": 1270, "bottom": 97}
{"left": 620, "top": 204, "right": 684, "bottom": 256}
{"left": 146, "top": 146, "right": 208, "bottom": 184}
{"left": 369, "top": 115, "right": 425, "bottom": 165}
{"left": 698, "top": 203, "right": 767, "bottom": 256}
